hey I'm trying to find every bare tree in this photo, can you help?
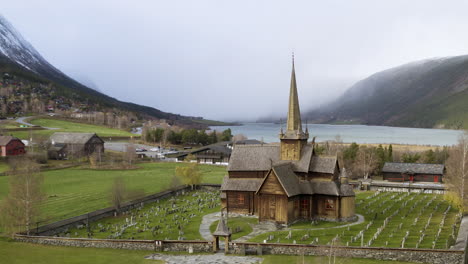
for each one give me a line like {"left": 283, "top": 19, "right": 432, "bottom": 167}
{"left": 355, "top": 146, "right": 378, "bottom": 179}
{"left": 445, "top": 131, "right": 468, "bottom": 211}
{"left": 0, "top": 157, "right": 44, "bottom": 236}
{"left": 110, "top": 177, "right": 144, "bottom": 214}
{"left": 111, "top": 177, "right": 126, "bottom": 213}
{"left": 123, "top": 142, "right": 137, "bottom": 167}
{"left": 232, "top": 134, "right": 247, "bottom": 142}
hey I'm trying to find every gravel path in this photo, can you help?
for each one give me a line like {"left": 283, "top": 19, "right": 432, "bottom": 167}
{"left": 145, "top": 253, "right": 262, "bottom": 264}
{"left": 199, "top": 212, "right": 222, "bottom": 241}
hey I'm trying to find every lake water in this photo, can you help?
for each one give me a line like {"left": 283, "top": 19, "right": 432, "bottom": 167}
{"left": 210, "top": 123, "right": 464, "bottom": 146}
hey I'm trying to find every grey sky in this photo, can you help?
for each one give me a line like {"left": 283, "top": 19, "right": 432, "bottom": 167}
{"left": 3, "top": 1, "right": 468, "bottom": 121}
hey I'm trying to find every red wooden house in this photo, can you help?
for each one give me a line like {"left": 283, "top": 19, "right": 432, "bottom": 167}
{"left": 382, "top": 162, "right": 444, "bottom": 183}
{"left": 0, "top": 136, "right": 26, "bottom": 157}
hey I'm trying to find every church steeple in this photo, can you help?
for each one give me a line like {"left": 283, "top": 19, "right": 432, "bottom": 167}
{"left": 287, "top": 54, "right": 302, "bottom": 132}
{"left": 280, "top": 54, "right": 309, "bottom": 161}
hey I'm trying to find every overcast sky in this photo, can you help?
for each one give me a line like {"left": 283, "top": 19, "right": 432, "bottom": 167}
{"left": 3, "top": 1, "right": 468, "bottom": 121}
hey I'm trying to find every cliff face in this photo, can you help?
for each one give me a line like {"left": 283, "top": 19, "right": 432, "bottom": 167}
{"left": 307, "top": 55, "right": 468, "bottom": 129}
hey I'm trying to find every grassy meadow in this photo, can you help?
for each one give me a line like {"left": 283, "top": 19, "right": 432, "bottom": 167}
{"left": 0, "top": 236, "right": 419, "bottom": 264}
{"left": 0, "top": 237, "right": 160, "bottom": 264}
{"left": 0, "top": 162, "right": 226, "bottom": 227}
{"left": 9, "top": 118, "right": 134, "bottom": 139}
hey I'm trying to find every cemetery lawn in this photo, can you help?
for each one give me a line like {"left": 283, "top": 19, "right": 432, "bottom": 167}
{"left": 0, "top": 238, "right": 160, "bottom": 264}
{"left": 0, "top": 162, "right": 226, "bottom": 227}
{"left": 209, "top": 217, "right": 257, "bottom": 240}
{"left": 10, "top": 118, "right": 134, "bottom": 139}
{"left": 249, "top": 191, "right": 461, "bottom": 249}
{"left": 67, "top": 190, "right": 220, "bottom": 240}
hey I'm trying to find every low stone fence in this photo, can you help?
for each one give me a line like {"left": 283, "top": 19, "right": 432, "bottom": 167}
{"left": 231, "top": 242, "right": 465, "bottom": 264}
{"left": 32, "top": 184, "right": 220, "bottom": 236}
{"left": 14, "top": 234, "right": 465, "bottom": 264}
{"left": 14, "top": 235, "right": 212, "bottom": 253}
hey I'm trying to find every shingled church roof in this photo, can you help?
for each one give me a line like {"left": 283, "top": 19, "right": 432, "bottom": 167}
{"left": 220, "top": 176, "right": 263, "bottom": 192}
{"left": 227, "top": 144, "right": 315, "bottom": 173}
{"left": 254, "top": 163, "right": 354, "bottom": 197}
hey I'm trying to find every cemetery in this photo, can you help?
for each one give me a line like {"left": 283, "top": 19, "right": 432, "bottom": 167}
{"left": 248, "top": 191, "right": 461, "bottom": 249}
{"left": 59, "top": 188, "right": 463, "bottom": 252}
{"left": 66, "top": 190, "right": 220, "bottom": 240}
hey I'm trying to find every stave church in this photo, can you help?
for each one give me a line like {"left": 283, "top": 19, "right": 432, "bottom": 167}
{"left": 220, "top": 57, "right": 355, "bottom": 224}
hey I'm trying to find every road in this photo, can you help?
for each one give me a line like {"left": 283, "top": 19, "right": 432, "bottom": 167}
{"left": 16, "top": 116, "right": 59, "bottom": 130}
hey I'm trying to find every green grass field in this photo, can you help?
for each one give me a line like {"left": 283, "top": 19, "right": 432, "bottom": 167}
{"left": 249, "top": 191, "right": 461, "bottom": 249}
{"left": 0, "top": 162, "right": 226, "bottom": 226}
{"left": 0, "top": 238, "right": 159, "bottom": 264}
{"left": 0, "top": 162, "right": 8, "bottom": 173}
{"left": 10, "top": 118, "right": 134, "bottom": 139}
{"left": 68, "top": 190, "right": 220, "bottom": 240}
{"left": 0, "top": 237, "right": 418, "bottom": 264}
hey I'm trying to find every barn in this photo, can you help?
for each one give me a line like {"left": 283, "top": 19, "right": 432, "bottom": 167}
{"left": 0, "top": 135, "right": 26, "bottom": 157}
{"left": 382, "top": 162, "right": 444, "bottom": 183}
{"left": 48, "top": 132, "right": 104, "bottom": 158}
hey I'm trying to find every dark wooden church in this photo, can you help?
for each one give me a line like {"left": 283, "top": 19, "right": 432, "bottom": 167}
{"left": 220, "top": 58, "right": 355, "bottom": 224}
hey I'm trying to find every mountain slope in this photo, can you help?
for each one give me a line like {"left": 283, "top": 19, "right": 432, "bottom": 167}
{"left": 0, "top": 14, "right": 200, "bottom": 125}
{"left": 307, "top": 55, "right": 468, "bottom": 129}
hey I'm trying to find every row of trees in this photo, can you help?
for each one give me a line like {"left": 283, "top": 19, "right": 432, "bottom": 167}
{"left": 316, "top": 138, "right": 450, "bottom": 179}
{"left": 143, "top": 127, "right": 233, "bottom": 146}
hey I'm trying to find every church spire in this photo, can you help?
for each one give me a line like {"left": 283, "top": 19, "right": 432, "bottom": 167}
{"left": 280, "top": 54, "right": 308, "bottom": 161}
{"left": 287, "top": 53, "right": 302, "bottom": 132}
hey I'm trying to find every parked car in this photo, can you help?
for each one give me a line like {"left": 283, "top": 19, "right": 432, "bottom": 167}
{"left": 136, "top": 148, "right": 147, "bottom": 152}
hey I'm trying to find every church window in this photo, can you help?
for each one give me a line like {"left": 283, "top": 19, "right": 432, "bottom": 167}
{"left": 325, "top": 199, "right": 334, "bottom": 210}
{"left": 301, "top": 199, "right": 309, "bottom": 210}
{"left": 238, "top": 193, "right": 245, "bottom": 205}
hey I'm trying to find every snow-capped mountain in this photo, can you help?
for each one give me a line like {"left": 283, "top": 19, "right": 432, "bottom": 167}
{"left": 0, "top": 14, "right": 202, "bottom": 124}
{"left": 0, "top": 15, "right": 64, "bottom": 78}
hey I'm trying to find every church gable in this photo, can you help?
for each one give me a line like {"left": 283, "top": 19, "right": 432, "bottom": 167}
{"left": 257, "top": 170, "right": 286, "bottom": 196}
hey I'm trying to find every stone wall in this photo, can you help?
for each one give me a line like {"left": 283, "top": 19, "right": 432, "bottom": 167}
{"left": 14, "top": 235, "right": 212, "bottom": 253}
{"left": 32, "top": 184, "right": 220, "bottom": 236}
{"left": 231, "top": 242, "right": 465, "bottom": 264}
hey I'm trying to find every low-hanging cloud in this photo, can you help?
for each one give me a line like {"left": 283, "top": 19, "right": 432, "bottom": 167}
{"left": 3, "top": 0, "right": 468, "bottom": 121}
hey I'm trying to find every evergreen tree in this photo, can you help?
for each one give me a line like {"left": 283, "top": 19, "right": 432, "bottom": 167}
{"left": 209, "top": 130, "right": 218, "bottom": 144}
{"left": 387, "top": 144, "right": 393, "bottom": 162}
{"left": 343, "top": 142, "right": 359, "bottom": 162}
{"left": 221, "top": 128, "right": 232, "bottom": 141}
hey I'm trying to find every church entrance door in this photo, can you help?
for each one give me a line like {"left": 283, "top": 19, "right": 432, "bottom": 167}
{"left": 261, "top": 195, "right": 276, "bottom": 221}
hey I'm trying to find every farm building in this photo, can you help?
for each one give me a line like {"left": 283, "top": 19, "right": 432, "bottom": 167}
{"left": 47, "top": 143, "right": 67, "bottom": 160}
{"left": 220, "top": 59, "right": 355, "bottom": 224}
{"left": 177, "top": 139, "right": 262, "bottom": 164}
{"left": 382, "top": 162, "right": 444, "bottom": 183}
{"left": 0, "top": 135, "right": 26, "bottom": 156}
{"left": 48, "top": 132, "right": 104, "bottom": 158}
